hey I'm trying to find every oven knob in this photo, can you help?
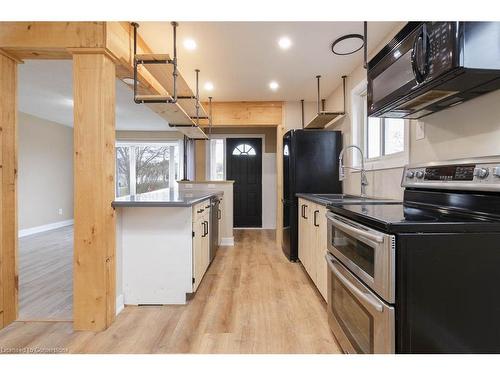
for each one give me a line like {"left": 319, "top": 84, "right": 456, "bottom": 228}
{"left": 415, "top": 171, "right": 424, "bottom": 179}
{"left": 473, "top": 167, "right": 489, "bottom": 179}
{"left": 493, "top": 166, "right": 500, "bottom": 178}
{"left": 406, "top": 170, "right": 415, "bottom": 179}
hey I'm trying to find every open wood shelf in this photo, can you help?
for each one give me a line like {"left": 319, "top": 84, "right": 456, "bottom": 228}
{"left": 173, "top": 125, "right": 208, "bottom": 140}
{"left": 135, "top": 53, "right": 209, "bottom": 120}
{"left": 305, "top": 112, "right": 345, "bottom": 129}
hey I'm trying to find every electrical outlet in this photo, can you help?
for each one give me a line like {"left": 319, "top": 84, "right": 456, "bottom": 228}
{"left": 416, "top": 121, "right": 425, "bottom": 140}
{"left": 58, "top": 208, "right": 63, "bottom": 215}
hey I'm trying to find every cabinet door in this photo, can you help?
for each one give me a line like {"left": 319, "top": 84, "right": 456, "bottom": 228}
{"left": 315, "top": 204, "right": 328, "bottom": 300}
{"left": 298, "top": 198, "right": 309, "bottom": 270}
{"left": 203, "top": 211, "right": 210, "bottom": 271}
{"left": 307, "top": 203, "right": 317, "bottom": 283}
{"left": 192, "top": 218, "right": 204, "bottom": 292}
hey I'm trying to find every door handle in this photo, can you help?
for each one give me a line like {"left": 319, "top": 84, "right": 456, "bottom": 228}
{"left": 328, "top": 214, "right": 385, "bottom": 243}
{"left": 314, "top": 210, "right": 320, "bottom": 227}
{"left": 325, "top": 254, "right": 384, "bottom": 313}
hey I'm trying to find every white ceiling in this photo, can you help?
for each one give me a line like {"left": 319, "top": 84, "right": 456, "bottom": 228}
{"left": 18, "top": 22, "right": 399, "bottom": 129}
{"left": 18, "top": 60, "right": 172, "bottom": 130}
{"left": 138, "top": 22, "right": 399, "bottom": 101}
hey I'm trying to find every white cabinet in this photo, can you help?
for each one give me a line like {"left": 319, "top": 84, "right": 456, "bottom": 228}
{"left": 298, "top": 198, "right": 328, "bottom": 300}
{"left": 192, "top": 200, "right": 211, "bottom": 292}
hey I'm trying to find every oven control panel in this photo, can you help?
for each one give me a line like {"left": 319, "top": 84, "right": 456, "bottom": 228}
{"left": 402, "top": 159, "right": 500, "bottom": 191}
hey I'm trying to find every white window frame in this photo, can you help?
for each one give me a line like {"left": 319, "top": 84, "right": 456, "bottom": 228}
{"left": 207, "top": 138, "right": 226, "bottom": 181}
{"left": 115, "top": 140, "right": 183, "bottom": 196}
{"left": 351, "top": 80, "right": 409, "bottom": 171}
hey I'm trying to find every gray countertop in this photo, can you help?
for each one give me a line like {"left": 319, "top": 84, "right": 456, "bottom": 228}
{"left": 296, "top": 192, "right": 400, "bottom": 206}
{"left": 112, "top": 188, "right": 223, "bottom": 208}
{"left": 296, "top": 193, "right": 335, "bottom": 206}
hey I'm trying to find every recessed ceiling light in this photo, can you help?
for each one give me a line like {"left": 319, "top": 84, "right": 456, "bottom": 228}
{"left": 204, "top": 82, "right": 214, "bottom": 91}
{"left": 122, "top": 77, "right": 137, "bottom": 85}
{"left": 183, "top": 38, "right": 197, "bottom": 51}
{"left": 269, "top": 81, "right": 279, "bottom": 91}
{"left": 278, "top": 36, "right": 292, "bottom": 50}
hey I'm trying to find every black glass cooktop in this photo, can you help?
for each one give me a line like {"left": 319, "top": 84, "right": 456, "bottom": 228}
{"left": 327, "top": 202, "right": 500, "bottom": 233}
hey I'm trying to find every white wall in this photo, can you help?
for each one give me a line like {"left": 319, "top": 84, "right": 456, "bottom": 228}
{"left": 18, "top": 112, "right": 74, "bottom": 232}
{"left": 262, "top": 153, "right": 277, "bottom": 229}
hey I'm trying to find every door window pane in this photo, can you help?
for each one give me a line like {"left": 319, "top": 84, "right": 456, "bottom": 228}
{"left": 116, "top": 146, "right": 130, "bottom": 197}
{"left": 232, "top": 144, "right": 256, "bottom": 156}
{"left": 367, "top": 117, "right": 381, "bottom": 159}
{"left": 384, "top": 119, "right": 404, "bottom": 155}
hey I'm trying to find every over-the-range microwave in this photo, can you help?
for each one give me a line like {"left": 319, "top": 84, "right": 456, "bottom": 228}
{"left": 367, "top": 22, "right": 500, "bottom": 119}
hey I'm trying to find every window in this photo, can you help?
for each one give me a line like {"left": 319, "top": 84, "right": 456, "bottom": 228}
{"left": 365, "top": 117, "right": 405, "bottom": 159}
{"left": 232, "top": 144, "right": 256, "bottom": 156}
{"left": 209, "top": 139, "right": 225, "bottom": 180}
{"left": 115, "top": 141, "right": 182, "bottom": 197}
{"left": 350, "top": 80, "right": 409, "bottom": 170}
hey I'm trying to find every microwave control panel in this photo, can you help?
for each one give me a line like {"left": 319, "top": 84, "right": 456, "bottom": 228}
{"left": 425, "top": 22, "right": 455, "bottom": 78}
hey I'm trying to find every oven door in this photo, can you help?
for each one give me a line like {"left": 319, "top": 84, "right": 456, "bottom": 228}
{"left": 326, "top": 253, "right": 395, "bottom": 354}
{"left": 327, "top": 213, "right": 395, "bottom": 303}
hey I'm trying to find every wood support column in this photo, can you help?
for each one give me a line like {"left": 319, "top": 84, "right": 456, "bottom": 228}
{"left": 0, "top": 53, "right": 18, "bottom": 329}
{"left": 73, "top": 51, "right": 116, "bottom": 331}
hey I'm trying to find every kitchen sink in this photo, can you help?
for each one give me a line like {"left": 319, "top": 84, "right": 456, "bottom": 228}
{"left": 312, "top": 194, "right": 400, "bottom": 204}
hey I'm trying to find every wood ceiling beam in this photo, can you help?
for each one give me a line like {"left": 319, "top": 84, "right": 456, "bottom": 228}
{"left": 0, "top": 22, "right": 106, "bottom": 60}
{"left": 199, "top": 101, "right": 283, "bottom": 127}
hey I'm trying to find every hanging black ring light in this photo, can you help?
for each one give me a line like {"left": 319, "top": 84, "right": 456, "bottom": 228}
{"left": 331, "top": 33, "right": 365, "bottom": 56}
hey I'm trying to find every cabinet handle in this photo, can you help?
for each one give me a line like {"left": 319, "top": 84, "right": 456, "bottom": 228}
{"left": 314, "top": 210, "right": 320, "bottom": 227}
{"left": 201, "top": 222, "right": 207, "bottom": 237}
{"left": 204, "top": 220, "right": 209, "bottom": 236}
{"left": 197, "top": 209, "right": 204, "bottom": 213}
{"left": 217, "top": 209, "right": 221, "bottom": 219}
{"left": 303, "top": 205, "right": 308, "bottom": 219}
{"left": 205, "top": 205, "right": 210, "bottom": 209}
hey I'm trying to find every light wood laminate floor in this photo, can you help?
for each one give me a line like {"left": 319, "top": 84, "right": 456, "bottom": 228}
{"left": 18, "top": 226, "right": 73, "bottom": 321}
{"left": 1, "top": 230, "right": 340, "bottom": 354}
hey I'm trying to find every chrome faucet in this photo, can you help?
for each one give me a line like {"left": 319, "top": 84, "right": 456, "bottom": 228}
{"left": 339, "top": 145, "right": 369, "bottom": 198}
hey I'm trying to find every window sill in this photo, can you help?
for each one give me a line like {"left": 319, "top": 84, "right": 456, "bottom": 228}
{"left": 352, "top": 152, "right": 408, "bottom": 172}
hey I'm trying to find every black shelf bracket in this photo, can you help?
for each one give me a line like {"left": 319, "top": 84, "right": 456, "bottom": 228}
{"left": 131, "top": 21, "right": 179, "bottom": 104}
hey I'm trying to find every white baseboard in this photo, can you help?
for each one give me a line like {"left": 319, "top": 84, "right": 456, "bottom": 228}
{"left": 18, "top": 219, "right": 74, "bottom": 238}
{"left": 220, "top": 237, "right": 234, "bottom": 246}
{"left": 116, "top": 294, "right": 125, "bottom": 316}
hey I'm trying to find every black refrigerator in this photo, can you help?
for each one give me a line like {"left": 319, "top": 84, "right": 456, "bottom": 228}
{"left": 282, "top": 129, "right": 342, "bottom": 261}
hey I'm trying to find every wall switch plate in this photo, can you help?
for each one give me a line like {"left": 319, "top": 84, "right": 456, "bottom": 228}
{"left": 416, "top": 121, "right": 425, "bottom": 140}
{"left": 58, "top": 208, "right": 63, "bottom": 215}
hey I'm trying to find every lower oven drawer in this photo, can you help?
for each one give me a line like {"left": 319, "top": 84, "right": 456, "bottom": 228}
{"left": 326, "top": 253, "right": 395, "bottom": 354}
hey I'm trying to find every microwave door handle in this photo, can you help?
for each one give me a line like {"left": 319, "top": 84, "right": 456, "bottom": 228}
{"left": 329, "top": 216, "right": 385, "bottom": 243}
{"left": 326, "top": 255, "right": 384, "bottom": 313}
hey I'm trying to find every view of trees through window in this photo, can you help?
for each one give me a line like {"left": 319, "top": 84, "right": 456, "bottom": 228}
{"left": 116, "top": 143, "right": 181, "bottom": 197}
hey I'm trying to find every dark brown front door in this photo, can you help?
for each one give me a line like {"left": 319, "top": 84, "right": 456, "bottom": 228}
{"left": 226, "top": 138, "right": 262, "bottom": 228}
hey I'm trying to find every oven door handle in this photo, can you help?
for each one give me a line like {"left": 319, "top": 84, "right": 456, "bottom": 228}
{"left": 326, "top": 255, "right": 384, "bottom": 313}
{"left": 329, "top": 215, "right": 385, "bottom": 244}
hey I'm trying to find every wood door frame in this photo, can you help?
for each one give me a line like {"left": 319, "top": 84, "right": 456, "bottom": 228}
{"left": 0, "top": 23, "right": 287, "bottom": 332}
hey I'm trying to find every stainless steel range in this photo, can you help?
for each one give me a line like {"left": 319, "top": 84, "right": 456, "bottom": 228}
{"left": 325, "top": 157, "right": 500, "bottom": 354}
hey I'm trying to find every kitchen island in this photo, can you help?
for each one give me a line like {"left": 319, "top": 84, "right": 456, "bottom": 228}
{"left": 113, "top": 188, "right": 223, "bottom": 308}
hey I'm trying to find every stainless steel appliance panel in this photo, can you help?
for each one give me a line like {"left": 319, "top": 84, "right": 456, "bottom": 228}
{"left": 326, "top": 254, "right": 395, "bottom": 354}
